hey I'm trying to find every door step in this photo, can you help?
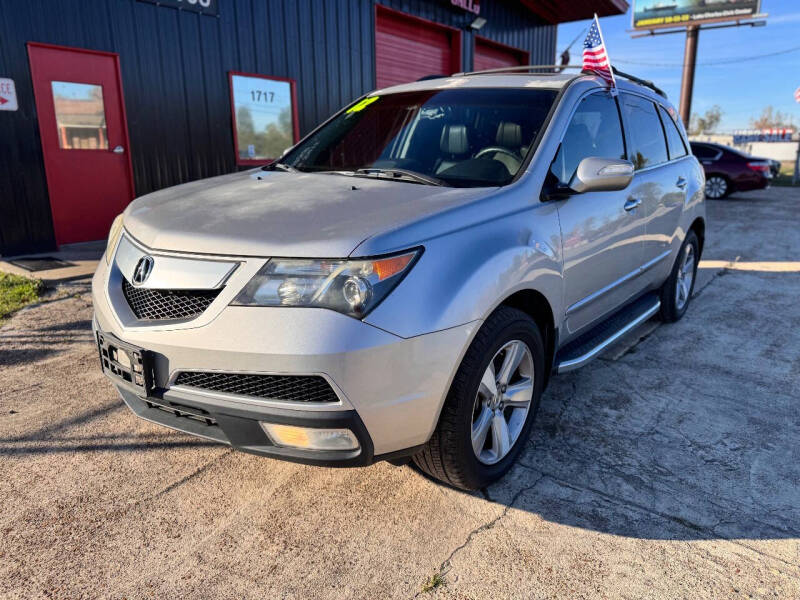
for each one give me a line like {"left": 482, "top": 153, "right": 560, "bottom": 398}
{"left": 555, "top": 293, "right": 661, "bottom": 374}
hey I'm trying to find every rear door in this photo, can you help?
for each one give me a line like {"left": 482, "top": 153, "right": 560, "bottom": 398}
{"left": 28, "top": 43, "right": 134, "bottom": 245}
{"left": 619, "top": 94, "right": 685, "bottom": 280}
{"left": 555, "top": 92, "right": 646, "bottom": 336}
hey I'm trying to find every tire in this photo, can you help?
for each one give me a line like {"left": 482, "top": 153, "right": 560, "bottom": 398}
{"left": 705, "top": 175, "right": 730, "bottom": 199}
{"left": 659, "top": 230, "right": 699, "bottom": 323}
{"left": 413, "top": 306, "right": 545, "bottom": 490}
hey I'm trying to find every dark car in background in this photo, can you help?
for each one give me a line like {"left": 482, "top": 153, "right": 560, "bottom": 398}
{"left": 690, "top": 142, "right": 772, "bottom": 199}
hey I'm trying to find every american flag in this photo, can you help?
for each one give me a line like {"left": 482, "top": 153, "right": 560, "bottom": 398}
{"left": 795, "top": 86, "right": 800, "bottom": 103}
{"left": 583, "top": 16, "right": 616, "bottom": 90}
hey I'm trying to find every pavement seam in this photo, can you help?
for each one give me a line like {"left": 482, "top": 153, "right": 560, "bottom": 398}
{"left": 413, "top": 469, "right": 546, "bottom": 598}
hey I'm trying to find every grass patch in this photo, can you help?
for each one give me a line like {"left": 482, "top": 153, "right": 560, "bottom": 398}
{"left": 421, "top": 572, "right": 445, "bottom": 593}
{"left": 0, "top": 273, "right": 43, "bottom": 322}
{"left": 773, "top": 161, "right": 798, "bottom": 187}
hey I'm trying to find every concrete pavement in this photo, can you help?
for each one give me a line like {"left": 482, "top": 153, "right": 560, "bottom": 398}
{"left": 1, "top": 187, "right": 798, "bottom": 599}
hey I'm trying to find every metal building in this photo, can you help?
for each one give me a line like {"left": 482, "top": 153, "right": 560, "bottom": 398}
{"left": 0, "top": 0, "right": 626, "bottom": 256}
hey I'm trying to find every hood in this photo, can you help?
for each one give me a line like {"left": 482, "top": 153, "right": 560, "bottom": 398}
{"left": 124, "top": 170, "right": 492, "bottom": 257}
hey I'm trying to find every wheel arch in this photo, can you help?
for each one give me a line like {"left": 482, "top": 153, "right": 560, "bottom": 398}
{"left": 497, "top": 288, "right": 556, "bottom": 388}
{"left": 689, "top": 216, "right": 705, "bottom": 256}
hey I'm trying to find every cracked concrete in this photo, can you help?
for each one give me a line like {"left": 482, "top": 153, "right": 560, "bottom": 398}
{"left": 1, "top": 187, "right": 799, "bottom": 599}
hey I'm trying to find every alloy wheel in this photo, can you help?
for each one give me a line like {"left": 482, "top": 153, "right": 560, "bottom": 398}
{"left": 675, "top": 243, "right": 695, "bottom": 310}
{"left": 471, "top": 340, "right": 534, "bottom": 465}
{"left": 705, "top": 176, "right": 727, "bottom": 199}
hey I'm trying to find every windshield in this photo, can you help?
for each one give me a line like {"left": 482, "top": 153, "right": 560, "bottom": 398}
{"left": 277, "top": 88, "right": 558, "bottom": 188}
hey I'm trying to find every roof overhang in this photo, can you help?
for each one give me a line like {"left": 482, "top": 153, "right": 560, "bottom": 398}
{"left": 521, "top": 0, "right": 629, "bottom": 24}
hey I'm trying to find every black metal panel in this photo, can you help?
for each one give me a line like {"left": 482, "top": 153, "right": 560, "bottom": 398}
{"left": 0, "top": 0, "right": 554, "bottom": 256}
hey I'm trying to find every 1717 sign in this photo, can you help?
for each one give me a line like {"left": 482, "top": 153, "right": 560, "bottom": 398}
{"left": 137, "top": 0, "right": 218, "bottom": 16}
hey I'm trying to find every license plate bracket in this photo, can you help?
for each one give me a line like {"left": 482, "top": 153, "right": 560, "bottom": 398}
{"left": 97, "top": 331, "right": 154, "bottom": 397}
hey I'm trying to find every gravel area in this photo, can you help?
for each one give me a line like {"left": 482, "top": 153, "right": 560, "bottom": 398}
{"left": 1, "top": 187, "right": 798, "bottom": 599}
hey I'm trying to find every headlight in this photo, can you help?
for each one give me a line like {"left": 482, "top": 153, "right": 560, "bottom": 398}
{"left": 105, "top": 214, "right": 124, "bottom": 265}
{"left": 231, "top": 249, "right": 421, "bottom": 318}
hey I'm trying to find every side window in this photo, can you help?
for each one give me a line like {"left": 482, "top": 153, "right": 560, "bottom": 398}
{"left": 620, "top": 94, "right": 668, "bottom": 170}
{"left": 550, "top": 92, "right": 626, "bottom": 186}
{"left": 658, "top": 105, "right": 687, "bottom": 160}
{"left": 691, "top": 144, "right": 716, "bottom": 159}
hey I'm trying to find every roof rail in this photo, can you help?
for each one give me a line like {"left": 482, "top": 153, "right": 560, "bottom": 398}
{"left": 454, "top": 64, "right": 667, "bottom": 98}
{"left": 610, "top": 67, "right": 666, "bottom": 98}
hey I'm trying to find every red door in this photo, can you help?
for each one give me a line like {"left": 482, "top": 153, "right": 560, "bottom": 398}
{"left": 474, "top": 37, "right": 529, "bottom": 72}
{"left": 28, "top": 43, "right": 134, "bottom": 245}
{"left": 375, "top": 7, "right": 462, "bottom": 88}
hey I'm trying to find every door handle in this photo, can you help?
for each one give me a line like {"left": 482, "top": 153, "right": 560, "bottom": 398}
{"left": 112, "top": 145, "right": 125, "bottom": 154}
{"left": 624, "top": 198, "right": 641, "bottom": 212}
{"left": 676, "top": 177, "right": 687, "bottom": 189}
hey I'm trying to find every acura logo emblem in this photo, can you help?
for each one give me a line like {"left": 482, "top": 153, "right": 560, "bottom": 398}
{"left": 132, "top": 255, "right": 154, "bottom": 285}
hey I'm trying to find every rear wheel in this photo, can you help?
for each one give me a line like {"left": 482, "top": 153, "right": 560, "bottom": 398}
{"left": 413, "top": 306, "right": 544, "bottom": 490}
{"left": 659, "top": 230, "right": 699, "bottom": 322}
{"left": 705, "top": 175, "right": 730, "bottom": 199}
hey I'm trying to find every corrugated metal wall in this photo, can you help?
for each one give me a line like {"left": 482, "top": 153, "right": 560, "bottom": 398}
{"left": 0, "top": 0, "right": 555, "bottom": 255}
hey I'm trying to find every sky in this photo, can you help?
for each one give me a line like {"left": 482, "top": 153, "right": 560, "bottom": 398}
{"left": 557, "top": 0, "right": 800, "bottom": 130}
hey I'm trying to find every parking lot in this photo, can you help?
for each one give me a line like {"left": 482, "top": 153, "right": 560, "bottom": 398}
{"left": 1, "top": 186, "right": 798, "bottom": 599}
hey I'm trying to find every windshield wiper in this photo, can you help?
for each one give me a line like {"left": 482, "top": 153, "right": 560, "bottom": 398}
{"left": 265, "top": 162, "right": 297, "bottom": 173}
{"left": 353, "top": 168, "right": 446, "bottom": 187}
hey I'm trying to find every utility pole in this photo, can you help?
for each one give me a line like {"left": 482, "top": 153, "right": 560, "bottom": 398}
{"left": 679, "top": 25, "right": 699, "bottom": 128}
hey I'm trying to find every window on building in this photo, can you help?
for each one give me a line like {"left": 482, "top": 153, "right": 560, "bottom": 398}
{"left": 621, "top": 94, "right": 668, "bottom": 170}
{"left": 51, "top": 81, "right": 108, "bottom": 150}
{"left": 229, "top": 73, "right": 298, "bottom": 165}
{"left": 550, "top": 92, "right": 626, "bottom": 186}
{"left": 659, "top": 105, "right": 687, "bottom": 160}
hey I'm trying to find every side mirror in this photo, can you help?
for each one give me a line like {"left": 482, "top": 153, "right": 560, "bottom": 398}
{"left": 569, "top": 157, "right": 634, "bottom": 193}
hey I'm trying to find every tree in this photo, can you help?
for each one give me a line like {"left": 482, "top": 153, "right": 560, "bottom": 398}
{"left": 689, "top": 105, "right": 723, "bottom": 135}
{"left": 750, "top": 106, "right": 795, "bottom": 130}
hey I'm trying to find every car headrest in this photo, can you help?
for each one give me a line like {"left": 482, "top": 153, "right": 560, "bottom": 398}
{"left": 440, "top": 124, "right": 469, "bottom": 155}
{"left": 496, "top": 122, "right": 522, "bottom": 148}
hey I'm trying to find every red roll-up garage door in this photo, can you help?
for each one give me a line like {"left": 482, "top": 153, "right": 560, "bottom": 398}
{"left": 375, "top": 6, "right": 461, "bottom": 89}
{"left": 474, "top": 37, "right": 529, "bottom": 72}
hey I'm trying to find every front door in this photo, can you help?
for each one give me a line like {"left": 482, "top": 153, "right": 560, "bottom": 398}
{"left": 28, "top": 43, "right": 134, "bottom": 245}
{"left": 553, "top": 92, "right": 646, "bottom": 336}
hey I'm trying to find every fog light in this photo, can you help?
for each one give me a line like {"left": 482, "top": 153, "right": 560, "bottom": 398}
{"left": 260, "top": 423, "right": 360, "bottom": 451}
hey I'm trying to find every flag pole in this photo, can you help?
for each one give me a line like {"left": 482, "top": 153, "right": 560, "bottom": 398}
{"left": 594, "top": 13, "right": 618, "bottom": 95}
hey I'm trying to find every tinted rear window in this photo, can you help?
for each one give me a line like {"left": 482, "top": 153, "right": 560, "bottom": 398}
{"left": 621, "top": 94, "right": 668, "bottom": 170}
{"left": 691, "top": 144, "right": 718, "bottom": 159}
{"left": 658, "top": 105, "right": 687, "bottom": 160}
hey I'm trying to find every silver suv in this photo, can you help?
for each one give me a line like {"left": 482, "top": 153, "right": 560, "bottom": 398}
{"left": 92, "top": 69, "right": 705, "bottom": 490}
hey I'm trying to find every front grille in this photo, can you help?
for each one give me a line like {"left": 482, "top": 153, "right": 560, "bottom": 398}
{"left": 173, "top": 371, "right": 340, "bottom": 403}
{"left": 122, "top": 278, "right": 220, "bottom": 321}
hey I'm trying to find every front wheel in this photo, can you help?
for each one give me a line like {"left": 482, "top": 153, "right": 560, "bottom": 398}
{"left": 413, "top": 306, "right": 544, "bottom": 490}
{"left": 659, "top": 230, "right": 699, "bottom": 323}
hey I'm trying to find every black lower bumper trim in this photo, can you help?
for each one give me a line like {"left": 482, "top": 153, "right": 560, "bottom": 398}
{"left": 115, "top": 386, "right": 400, "bottom": 468}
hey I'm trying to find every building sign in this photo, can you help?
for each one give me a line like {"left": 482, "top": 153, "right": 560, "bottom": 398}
{"left": 0, "top": 78, "right": 18, "bottom": 111}
{"left": 137, "top": 0, "right": 218, "bottom": 16}
{"left": 733, "top": 129, "right": 795, "bottom": 144}
{"left": 451, "top": 0, "right": 480, "bottom": 15}
{"left": 632, "top": 0, "right": 761, "bottom": 30}
{"left": 229, "top": 72, "right": 299, "bottom": 165}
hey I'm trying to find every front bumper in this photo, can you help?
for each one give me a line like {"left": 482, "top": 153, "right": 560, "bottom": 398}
{"left": 92, "top": 257, "right": 478, "bottom": 465}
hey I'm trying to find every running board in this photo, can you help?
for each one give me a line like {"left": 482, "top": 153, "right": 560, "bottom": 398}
{"left": 555, "top": 294, "right": 661, "bottom": 374}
